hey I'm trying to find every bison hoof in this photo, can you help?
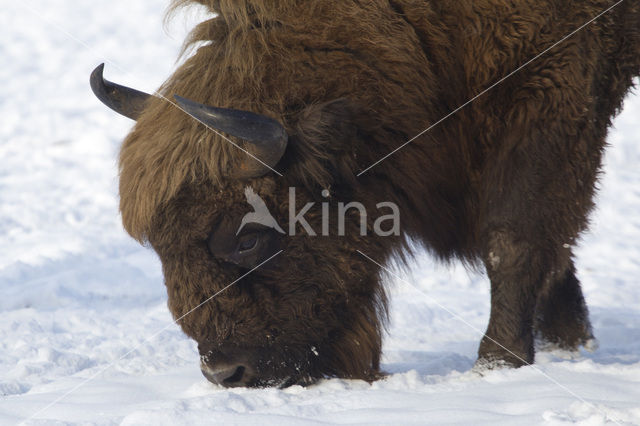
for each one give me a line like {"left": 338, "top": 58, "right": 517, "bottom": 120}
{"left": 583, "top": 338, "right": 599, "bottom": 353}
{"left": 472, "top": 357, "right": 510, "bottom": 375}
{"left": 472, "top": 355, "right": 528, "bottom": 375}
{"left": 536, "top": 335, "right": 599, "bottom": 355}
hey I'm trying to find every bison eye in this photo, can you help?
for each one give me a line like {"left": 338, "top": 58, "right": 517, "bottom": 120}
{"left": 237, "top": 233, "right": 259, "bottom": 252}
{"left": 208, "top": 222, "right": 280, "bottom": 269}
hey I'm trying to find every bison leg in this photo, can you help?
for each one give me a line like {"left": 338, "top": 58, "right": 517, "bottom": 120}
{"left": 534, "top": 259, "right": 595, "bottom": 351}
{"left": 476, "top": 229, "right": 543, "bottom": 368}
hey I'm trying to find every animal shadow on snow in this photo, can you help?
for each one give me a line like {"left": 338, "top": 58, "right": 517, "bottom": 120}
{"left": 382, "top": 350, "right": 475, "bottom": 377}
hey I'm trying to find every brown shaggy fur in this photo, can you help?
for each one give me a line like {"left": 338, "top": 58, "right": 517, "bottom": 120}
{"left": 116, "top": 0, "right": 640, "bottom": 385}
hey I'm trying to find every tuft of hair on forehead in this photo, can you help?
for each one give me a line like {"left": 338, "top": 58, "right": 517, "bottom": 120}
{"left": 168, "top": 0, "right": 292, "bottom": 21}
{"left": 167, "top": 0, "right": 292, "bottom": 41}
{"left": 166, "top": 0, "right": 299, "bottom": 64}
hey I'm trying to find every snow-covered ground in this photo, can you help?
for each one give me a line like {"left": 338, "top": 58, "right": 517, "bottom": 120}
{"left": 1, "top": 1, "right": 639, "bottom": 424}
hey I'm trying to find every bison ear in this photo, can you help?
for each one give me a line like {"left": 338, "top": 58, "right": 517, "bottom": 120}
{"left": 286, "top": 99, "right": 363, "bottom": 190}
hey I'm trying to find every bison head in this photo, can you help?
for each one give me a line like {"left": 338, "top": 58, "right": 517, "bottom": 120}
{"left": 91, "top": 64, "right": 393, "bottom": 387}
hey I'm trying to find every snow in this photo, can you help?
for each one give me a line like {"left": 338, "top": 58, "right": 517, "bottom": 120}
{"left": 1, "top": 1, "right": 639, "bottom": 424}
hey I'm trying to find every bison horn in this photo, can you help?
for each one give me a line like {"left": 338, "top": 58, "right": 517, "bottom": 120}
{"left": 90, "top": 64, "right": 287, "bottom": 178}
{"left": 90, "top": 63, "right": 152, "bottom": 120}
{"left": 174, "top": 95, "right": 288, "bottom": 178}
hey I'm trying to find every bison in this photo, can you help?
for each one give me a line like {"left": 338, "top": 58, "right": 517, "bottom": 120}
{"left": 91, "top": 0, "right": 640, "bottom": 387}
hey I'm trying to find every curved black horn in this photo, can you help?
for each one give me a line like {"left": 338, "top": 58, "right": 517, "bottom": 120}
{"left": 174, "top": 95, "right": 288, "bottom": 178}
{"left": 90, "top": 63, "right": 152, "bottom": 120}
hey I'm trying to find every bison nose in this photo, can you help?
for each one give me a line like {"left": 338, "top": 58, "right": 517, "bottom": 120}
{"left": 201, "top": 362, "right": 254, "bottom": 388}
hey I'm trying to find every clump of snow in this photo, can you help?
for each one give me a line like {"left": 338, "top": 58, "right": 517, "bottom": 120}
{"left": 1, "top": 1, "right": 639, "bottom": 424}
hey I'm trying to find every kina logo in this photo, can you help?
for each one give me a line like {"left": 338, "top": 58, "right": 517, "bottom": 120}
{"left": 236, "top": 187, "right": 286, "bottom": 235}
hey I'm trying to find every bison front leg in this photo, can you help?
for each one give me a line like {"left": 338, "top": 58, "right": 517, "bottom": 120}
{"left": 534, "top": 258, "right": 595, "bottom": 351}
{"left": 476, "top": 229, "right": 547, "bottom": 368}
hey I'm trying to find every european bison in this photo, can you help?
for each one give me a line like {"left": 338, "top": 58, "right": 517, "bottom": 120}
{"left": 91, "top": 0, "right": 640, "bottom": 387}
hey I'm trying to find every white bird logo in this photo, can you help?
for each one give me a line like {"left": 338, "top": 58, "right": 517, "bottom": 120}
{"left": 236, "top": 186, "right": 286, "bottom": 235}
